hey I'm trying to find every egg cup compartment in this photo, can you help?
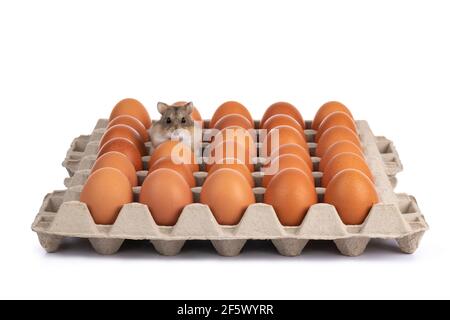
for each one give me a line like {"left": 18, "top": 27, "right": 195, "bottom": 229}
{"left": 375, "top": 136, "right": 403, "bottom": 178}
{"left": 71, "top": 136, "right": 89, "bottom": 153}
{"left": 34, "top": 118, "right": 428, "bottom": 257}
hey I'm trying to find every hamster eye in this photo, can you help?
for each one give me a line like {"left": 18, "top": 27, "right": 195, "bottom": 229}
{"left": 181, "top": 117, "right": 186, "bottom": 124}
{"left": 166, "top": 117, "right": 172, "bottom": 124}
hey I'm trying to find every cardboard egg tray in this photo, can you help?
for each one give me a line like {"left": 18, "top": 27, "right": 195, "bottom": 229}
{"left": 32, "top": 119, "right": 428, "bottom": 257}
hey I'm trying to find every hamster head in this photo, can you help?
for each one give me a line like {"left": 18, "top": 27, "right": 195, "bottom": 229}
{"left": 150, "top": 101, "right": 198, "bottom": 149}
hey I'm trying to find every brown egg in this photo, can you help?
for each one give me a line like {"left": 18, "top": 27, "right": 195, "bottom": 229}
{"left": 324, "top": 169, "right": 378, "bottom": 225}
{"left": 149, "top": 156, "right": 196, "bottom": 188}
{"left": 91, "top": 151, "right": 138, "bottom": 187}
{"left": 322, "top": 152, "right": 373, "bottom": 187}
{"left": 262, "top": 125, "right": 308, "bottom": 156}
{"left": 312, "top": 101, "right": 353, "bottom": 130}
{"left": 173, "top": 101, "right": 203, "bottom": 127}
{"left": 99, "top": 124, "right": 147, "bottom": 156}
{"left": 316, "top": 126, "right": 361, "bottom": 157}
{"left": 108, "top": 115, "right": 149, "bottom": 141}
{"left": 319, "top": 141, "right": 364, "bottom": 171}
{"left": 215, "top": 126, "right": 256, "bottom": 144}
{"left": 262, "top": 114, "right": 306, "bottom": 138}
{"left": 98, "top": 138, "right": 143, "bottom": 171}
{"left": 80, "top": 167, "right": 133, "bottom": 225}
{"left": 208, "top": 140, "right": 255, "bottom": 172}
{"left": 315, "top": 112, "right": 357, "bottom": 142}
{"left": 110, "top": 98, "right": 152, "bottom": 129}
{"left": 264, "top": 168, "right": 317, "bottom": 226}
{"left": 269, "top": 143, "right": 313, "bottom": 170}
{"left": 214, "top": 113, "right": 254, "bottom": 130}
{"left": 148, "top": 140, "right": 199, "bottom": 172}
{"left": 140, "top": 168, "right": 193, "bottom": 226}
{"left": 262, "top": 154, "right": 314, "bottom": 187}
{"left": 214, "top": 127, "right": 256, "bottom": 153}
{"left": 210, "top": 101, "right": 253, "bottom": 128}
{"left": 260, "top": 102, "right": 305, "bottom": 128}
{"left": 208, "top": 159, "right": 254, "bottom": 187}
{"left": 201, "top": 168, "right": 255, "bottom": 225}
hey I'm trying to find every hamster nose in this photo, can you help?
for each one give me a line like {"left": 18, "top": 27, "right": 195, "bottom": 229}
{"left": 171, "top": 131, "right": 182, "bottom": 141}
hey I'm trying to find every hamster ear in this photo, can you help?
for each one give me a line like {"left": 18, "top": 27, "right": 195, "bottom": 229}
{"left": 157, "top": 102, "right": 169, "bottom": 114}
{"left": 184, "top": 102, "right": 194, "bottom": 115}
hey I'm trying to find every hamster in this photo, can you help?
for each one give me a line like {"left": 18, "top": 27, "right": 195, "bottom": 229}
{"left": 150, "top": 101, "right": 202, "bottom": 153}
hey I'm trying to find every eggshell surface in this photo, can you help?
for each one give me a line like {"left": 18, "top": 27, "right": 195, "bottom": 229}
{"left": 110, "top": 98, "right": 151, "bottom": 129}
{"left": 148, "top": 140, "right": 199, "bottom": 172}
{"left": 140, "top": 168, "right": 193, "bottom": 226}
{"left": 208, "top": 159, "right": 254, "bottom": 187}
{"left": 149, "top": 156, "right": 196, "bottom": 188}
{"left": 200, "top": 168, "right": 255, "bottom": 225}
{"left": 269, "top": 144, "right": 313, "bottom": 170}
{"left": 98, "top": 137, "right": 143, "bottom": 171}
{"left": 261, "top": 102, "right": 305, "bottom": 128}
{"left": 108, "top": 115, "right": 149, "bottom": 141}
{"left": 316, "top": 126, "right": 361, "bottom": 157}
{"left": 319, "top": 141, "right": 365, "bottom": 171}
{"left": 312, "top": 101, "right": 353, "bottom": 130}
{"left": 264, "top": 168, "right": 317, "bottom": 226}
{"left": 262, "top": 114, "right": 306, "bottom": 138}
{"left": 262, "top": 125, "right": 308, "bottom": 156}
{"left": 322, "top": 152, "right": 373, "bottom": 187}
{"left": 91, "top": 151, "right": 138, "bottom": 187}
{"left": 100, "top": 124, "right": 146, "bottom": 156}
{"left": 262, "top": 154, "right": 314, "bottom": 187}
{"left": 80, "top": 167, "right": 133, "bottom": 225}
{"left": 316, "top": 112, "right": 357, "bottom": 142}
{"left": 209, "top": 127, "right": 257, "bottom": 168}
{"left": 214, "top": 113, "right": 254, "bottom": 130}
{"left": 324, "top": 169, "right": 379, "bottom": 225}
{"left": 207, "top": 140, "right": 255, "bottom": 172}
{"left": 215, "top": 126, "right": 256, "bottom": 144}
{"left": 210, "top": 101, "right": 253, "bottom": 128}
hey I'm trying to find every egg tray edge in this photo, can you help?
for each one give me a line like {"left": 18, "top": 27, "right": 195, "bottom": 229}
{"left": 32, "top": 191, "right": 426, "bottom": 256}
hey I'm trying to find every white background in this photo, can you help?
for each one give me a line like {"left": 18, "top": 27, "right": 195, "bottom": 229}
{"left": 0, "top": 0, "right": 449, "bottom": 300}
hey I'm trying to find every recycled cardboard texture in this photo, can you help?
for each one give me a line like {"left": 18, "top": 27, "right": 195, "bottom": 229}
{"left": 33, "top": 119, "right": 428, "bottom": 257}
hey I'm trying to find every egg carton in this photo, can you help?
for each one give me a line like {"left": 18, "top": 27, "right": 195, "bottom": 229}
{"left": 33, "top": 119, "right": 427, "bottom": 257}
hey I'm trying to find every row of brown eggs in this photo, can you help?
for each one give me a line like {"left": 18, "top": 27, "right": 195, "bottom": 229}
{"left": 194, "top": 115, "right": 257, "bottom": 225}
{"left": 312, "top": 105, "right": 379, "bottom": 225}
{"left": 81, "top": 98, "right": 152, "bottom": 224}
{"left": 202, "top": 126, "right": 255, "bottom": 225}
{"left": 96, "top": 98, "right": 153, "bottom": 173}
{"left": 259, "top": 106, "right": 317, "bottom": 226}
{"left": 80, "top": 98, "right": 380, "bottom": 228}
{"left": 142, "top": 141, "right": 197, "bottom": 225}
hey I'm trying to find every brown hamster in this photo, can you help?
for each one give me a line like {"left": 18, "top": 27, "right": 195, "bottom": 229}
{"left": 150, "top": 101, "right": 202, "bottom": 152}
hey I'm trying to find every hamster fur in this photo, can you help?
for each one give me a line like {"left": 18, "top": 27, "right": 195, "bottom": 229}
{"left": 150, "top": 101, "right": 202, "bottom": 153}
